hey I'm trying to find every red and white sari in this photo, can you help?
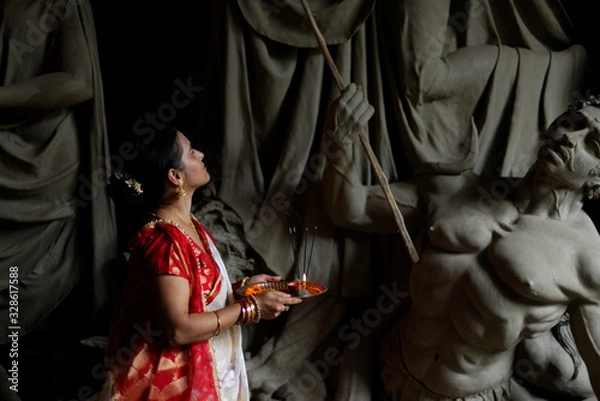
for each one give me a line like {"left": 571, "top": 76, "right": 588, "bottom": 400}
{"left": 100, "top": 218, "right": 249, "bottom": 400}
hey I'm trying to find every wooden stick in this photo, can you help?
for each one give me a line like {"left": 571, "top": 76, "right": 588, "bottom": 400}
{"left": 299, "top": 0, "right": 420, "bottom": 265}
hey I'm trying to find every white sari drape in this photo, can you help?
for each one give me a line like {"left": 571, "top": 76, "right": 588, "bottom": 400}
{"left": 206, "top": 238, "right": 250, "bottom": 401}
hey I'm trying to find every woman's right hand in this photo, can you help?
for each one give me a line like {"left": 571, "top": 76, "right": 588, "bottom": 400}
{"left": 324, "top": 83, "right": 374, "bottom": 147}
{"left": 253, "top": 290, "right": 302, "bottom": 320}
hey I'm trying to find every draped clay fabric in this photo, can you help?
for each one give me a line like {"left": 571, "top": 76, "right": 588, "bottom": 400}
{"left": 383, "top": 0, "right": 588, "bottom": 177}
{"left": 199, "top": 0, "right": 591, "bottom": 399}
{"left": 0, "top": 0, "right": 118, "bottom": 341}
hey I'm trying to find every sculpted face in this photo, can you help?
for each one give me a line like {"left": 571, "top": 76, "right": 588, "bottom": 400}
{"left": 539, "top": 105, "right": 600, "bottom": 194}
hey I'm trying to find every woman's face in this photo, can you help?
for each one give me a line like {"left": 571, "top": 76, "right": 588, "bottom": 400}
{"left": 176, "top": 131, "right": 210, "bottom": 189}
{"left": 539, "top": 105, "right": 600, "bottom": 193}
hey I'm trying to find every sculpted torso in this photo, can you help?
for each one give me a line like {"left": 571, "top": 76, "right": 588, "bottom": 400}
{"left": 403, "top": 176, "right": 600, "bottom": 396}
{"left": 323, "top": 87, "right": 600, "bottom": 397}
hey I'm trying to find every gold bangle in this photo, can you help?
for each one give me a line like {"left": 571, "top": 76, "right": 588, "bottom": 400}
{"left": 212, "top": 311, "right": 221, "bottom": 336}
{"left": 240, "top": 276, "right": 250, "bottom": 287}
{"left": 243, "top": 300, "right": 254, "bottom": 325}
{"left": 248, "top": 294, "right": 261, "bottom": 323}
{"left": 236, "top": 299, "right": 247, "bottom": 325}
{"left": 236, "top": 298, "right": 255, "bottom": 326}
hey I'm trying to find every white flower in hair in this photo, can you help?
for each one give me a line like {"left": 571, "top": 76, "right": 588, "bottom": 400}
{"left": 115, "top": 171, "right": 143, "bottom": 195}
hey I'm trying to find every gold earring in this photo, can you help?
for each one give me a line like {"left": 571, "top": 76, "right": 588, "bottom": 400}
{"left": 177, "top": 180, "right": 187, "bottom": 197}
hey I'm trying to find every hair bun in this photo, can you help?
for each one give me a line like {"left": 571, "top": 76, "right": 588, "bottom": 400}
{"left": 108, "top": 171, "right": 145, "bottom": 209}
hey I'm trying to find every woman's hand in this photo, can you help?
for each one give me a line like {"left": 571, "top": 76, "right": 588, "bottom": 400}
{"left": 254, "top": 290, "right": 302, "bottom": 320}
{"left": 247, "top": 274, "right": 282, "bottom": 286}
{"left": 324, "top": 83, "right": 374, "bottom": 147}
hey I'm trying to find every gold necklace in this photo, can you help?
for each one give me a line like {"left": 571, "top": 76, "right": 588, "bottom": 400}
{"left": 158, "top": 205, "right": 196, "bottom": 230}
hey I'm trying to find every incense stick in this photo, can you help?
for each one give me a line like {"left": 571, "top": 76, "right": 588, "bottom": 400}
{"left": 289, "top": 227, "right": 300, "bottom": 280}
{"left": 303, "top": 227, "right": 309, "bottom": 281}
{"left": 305, "top": 226, "right": 316, "bottom": 280}
{"left": 289, "top": 225, "right": 317, "bottom": 282}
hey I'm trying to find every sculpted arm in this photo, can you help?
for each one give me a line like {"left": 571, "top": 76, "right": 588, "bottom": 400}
{"left": 570, "top": 301, "right": 600, "bottom": 396}
{"left": 0, "top": 8, "right": 93, "bottom": 109}
{"left": 322, "top": 84, "right": 424, "bottom": 233}
{"left": 396, "top": 0, "right": 498, "bottom": 103}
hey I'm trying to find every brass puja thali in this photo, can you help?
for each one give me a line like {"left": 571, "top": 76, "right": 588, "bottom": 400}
{"left": 237, "top": 281, "right": 328, "bottom": 299}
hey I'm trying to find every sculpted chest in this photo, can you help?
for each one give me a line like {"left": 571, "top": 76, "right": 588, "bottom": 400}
{"left": 486, "top": 215, "right": 589, "bottom": 303}
{"left": 425, "top": 197, "right": 594, "bottom": 303}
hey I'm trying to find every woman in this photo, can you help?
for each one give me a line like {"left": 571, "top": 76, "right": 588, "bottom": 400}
{"left": 101, "top": 127, "right": 302, "bottom": 400}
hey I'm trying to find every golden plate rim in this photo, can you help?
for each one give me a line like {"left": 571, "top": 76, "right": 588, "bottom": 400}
{"left": 236, "top": 280, "right": 328, "bottom": 299}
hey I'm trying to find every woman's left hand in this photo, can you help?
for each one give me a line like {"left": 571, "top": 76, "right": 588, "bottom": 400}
{"left": 247, "top": 274, "right": 282, "bottom": 286}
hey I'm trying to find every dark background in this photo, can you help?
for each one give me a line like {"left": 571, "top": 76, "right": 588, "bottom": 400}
{"left": 93, "top": 0, "right": 215, "bottom": 252}
{"left": 93, "top": 1, "right": 212, "bottom": 157}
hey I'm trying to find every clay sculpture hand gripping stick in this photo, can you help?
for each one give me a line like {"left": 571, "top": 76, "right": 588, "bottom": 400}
{"left": 298, "top": 0, "right": 419, "bottom": 265}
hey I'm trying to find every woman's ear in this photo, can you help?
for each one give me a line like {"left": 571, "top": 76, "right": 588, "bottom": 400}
{"left": 166, "top": 169, "right": 182, "bottom": 187}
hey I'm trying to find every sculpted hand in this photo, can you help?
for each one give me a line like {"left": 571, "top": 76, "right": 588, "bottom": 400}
{"left": 325, "top": 83, "right": 375, "bottom": 147}
{"left": 254, "top": 290, "right": 302, "bottom": 320}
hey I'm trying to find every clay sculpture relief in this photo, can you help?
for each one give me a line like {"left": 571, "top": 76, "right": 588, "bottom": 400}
{"left": 324, "top": 83, "right": 600, "bottom": 400}
{"left": 202, "top": 0, "right": 600, "bottom": 399}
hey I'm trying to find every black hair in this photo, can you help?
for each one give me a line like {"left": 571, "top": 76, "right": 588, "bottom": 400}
{"left": 545, "top": 94, "right": 600, "bottom": 138}
{"left": 108, "top": 126, "right": 183, "bottom": 244}
{"left": 126, "top": 127, "right": 183, "bottom": 209}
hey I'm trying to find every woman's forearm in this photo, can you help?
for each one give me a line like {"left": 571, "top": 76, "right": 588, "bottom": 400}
{"left": 167, "top": 302, "right": 243, "bottom": 347}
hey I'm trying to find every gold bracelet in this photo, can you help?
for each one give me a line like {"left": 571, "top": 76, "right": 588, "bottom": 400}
{"left": 240, "top": 276, "right": 250, "bottom": 287}
{"left": 243, "top": 300, "right": 254, "bottom": 325}
{"left": 236, "top": 298, "right": 255, "bottom": 325}
{"left": 212, "top": 311, "right": 221, "bottom": 336}
{"left": 248, "top": 294, "right": 261, "bottom": 323}
{"left": 236, "top": 299, "right": 247, "bottom": 325}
